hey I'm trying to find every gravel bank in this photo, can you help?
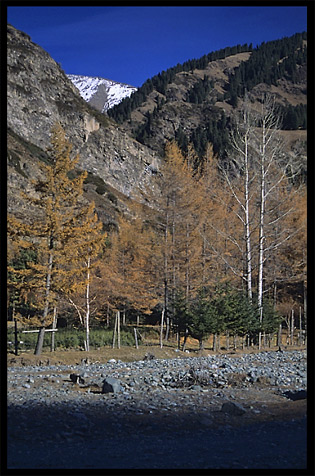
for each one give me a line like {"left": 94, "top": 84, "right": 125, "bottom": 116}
{"left": 7, "top": 349, "right": 308, "bottom": 470}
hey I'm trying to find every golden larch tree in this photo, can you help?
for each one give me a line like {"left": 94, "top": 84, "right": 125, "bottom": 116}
{"left": 8, "top": 123, "right": 103, "bottom": 355}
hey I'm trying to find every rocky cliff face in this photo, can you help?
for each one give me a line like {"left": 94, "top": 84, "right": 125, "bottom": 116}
{"left": 7, "top": 24, "right": 160, "bottom": 225}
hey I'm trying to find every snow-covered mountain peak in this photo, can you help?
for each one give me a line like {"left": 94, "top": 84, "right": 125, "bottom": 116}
{"left": 67, "top": 74, "right": 137, "bottom": 112}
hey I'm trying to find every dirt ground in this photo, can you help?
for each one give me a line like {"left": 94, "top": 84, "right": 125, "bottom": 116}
{"left": 7, "top": 343, "right": 306, "bottom": 367}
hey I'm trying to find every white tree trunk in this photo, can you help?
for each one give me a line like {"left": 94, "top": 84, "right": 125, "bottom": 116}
{"left": 85, "top": 256, "right": 91, "bottom": 352}
{"left": 112, "top": 312, "right": 117, "bottom": 349}
{"left": 160, "top": 308, "right": 165, "bottom": 348}
{"left": 257, "top": 115, "right": 266, "bottom": 327}
{"left": 117, "top": 310, "right": 121, "bottom": 349}
{"left": 134, "top": 328, "right": 138, "bottom": 349}
{"left": 244, "top": 131, "right": 253, "bottom": 302}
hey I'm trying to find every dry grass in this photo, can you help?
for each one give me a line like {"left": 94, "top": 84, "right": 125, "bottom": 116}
{"left": 7, "top": 338, "right": 306, "bottom": 368}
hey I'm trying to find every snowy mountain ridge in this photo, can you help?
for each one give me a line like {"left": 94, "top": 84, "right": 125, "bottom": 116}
{"left": 67, "top": 74, "right": 137, "bottom": 112}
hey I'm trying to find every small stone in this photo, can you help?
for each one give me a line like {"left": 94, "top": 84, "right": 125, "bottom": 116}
{"left": 191, "top": 385, "right": 202, "bottom": 391}
{"left": 108, "top": 359, "right": 116, "bottom": 363}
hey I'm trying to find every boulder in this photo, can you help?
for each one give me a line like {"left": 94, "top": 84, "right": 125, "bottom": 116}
{"left": 221, "top": 401, "right": 246, "bottom": 416}
{"left": 102, "top": 377, "right": 122, "bottom": 394}
{"left": 70, "top": 373, "right": 85, "bottom": 384}
{"left": 283, "top": 389, "right": 307, "bottom": 401}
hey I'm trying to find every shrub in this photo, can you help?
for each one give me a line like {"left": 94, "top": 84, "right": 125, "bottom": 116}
{"left": 7, "top": 326, "right": 138, "bottom": 351}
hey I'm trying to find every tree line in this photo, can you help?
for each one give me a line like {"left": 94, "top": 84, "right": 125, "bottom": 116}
{"left": 8, "top": 95, "right": 306, "bottom": 354}
{"left": 108, "top": 32, "right": 305, "bottom": 125}
{"left": 225, "top": 32, "right": 306, "bottom": 107}
{"left": 107, "top": 43, "right": 252, "bottom": 124}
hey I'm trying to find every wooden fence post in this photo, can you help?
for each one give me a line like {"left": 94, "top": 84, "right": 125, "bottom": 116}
{"left": 134, "top": 328, "right": 138, "bottom": 349}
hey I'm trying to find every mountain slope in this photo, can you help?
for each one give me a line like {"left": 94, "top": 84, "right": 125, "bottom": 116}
{"left": 7, "top": 24, "right": 307, "bottom": 230}
{"left": 7, "top": 24, "right": 160, "bottom": 228}
{"left": 108, "top": 33, "right": 307, "bottom": 159}
{"left": 67, "top": 74, "right": 137, "bottom": 112}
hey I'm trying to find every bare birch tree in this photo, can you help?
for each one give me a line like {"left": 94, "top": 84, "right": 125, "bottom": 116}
{"left": 202, "top": 94, "right": 306, "bottom": 344}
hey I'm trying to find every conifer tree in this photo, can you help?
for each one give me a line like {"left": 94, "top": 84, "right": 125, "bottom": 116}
{"left": 8, "top": 123, "right": 103, "bottom": 355}
{"left": 199, "top": 142, "right": 244, "bottom": 291}
{"left": 96, "top": 213, "right": 159, "bottom": 326}
{"left": 56, "top": 200, "right": 104, "bottom": 351}
{"left": 138, "top": 141, "right": 206, "bottom": 340}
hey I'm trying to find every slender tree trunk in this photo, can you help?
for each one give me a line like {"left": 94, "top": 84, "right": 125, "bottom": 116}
{"left": 182, "top": 328, "right": 189, "bottom": 352}
{"left": 160, "top": 309, "right": 165, "bottom": 349}
{"left": 112, "top": 312, "right": 117, "bottom": 348}
{"left": 299, "top": 306, "right": 304, "bottom": 346}
{"left": 303, "top": 279, "right": 307, "bottom": 334}
{"left": 106, "top": 302, "right": 110, "bottom": 327}
{"left": 134, "top": 328, "right": 138, "bottom": 349}
{"left": 213, "top": 333, "right": 217, "bottom": 352}
{"left": 277, "top": 323, "right": 282, "bottom": 348}
{"left": 177, "top": 331, "right": 180, "bottom": 350}
{"left": 117, "top": 310, "right": 121, "bottom": 349}
{"left": 290, "top": 309, "right": 294, "bottom": 346}
{"left": 226, "top": 331, "right": 229, "bottom": 351}
{"left": 51, "top": 306, "right": 57, "bottom": 352}
{"left": 257, "top": 156, "right": 265, "bottom": 330}
{"left": 14, "top": 318, "right": 18, "bottom": 356}
{"left": 244, "top": 131, "right": 253, "bottom": 303}
{"left": 199, "top": 338, "right": 204, "bottom": 351}
{"left": 164, "top": 207, "right": 170, "bottom": 342}
{"left": 202, "top": 225, "right": 207, "bottom": 285}
{"left": 35, "top": 249, "right": 54, "bottom": 355}
{"left": 168, "top": 206, "right": 176, "bottom": 341}
{"left": 185, "top": 223, "right": 190, "bottom": 301}
{"left": 85, "top": 256, "right": 91, "bottom": 352}
{"left": 257, "top": 123, "right": 266, "bottom": 352}
{"left": 68, "top": 297, "right": 83, "bottom": 326}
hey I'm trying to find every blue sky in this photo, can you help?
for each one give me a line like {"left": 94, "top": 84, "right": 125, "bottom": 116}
{"left": 7, "top": 5, "right": 307, "bottom": 87}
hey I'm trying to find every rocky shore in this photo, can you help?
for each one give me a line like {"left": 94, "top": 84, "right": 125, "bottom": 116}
{"left": 7, "top": 349, "right": 308, "bottom": 470}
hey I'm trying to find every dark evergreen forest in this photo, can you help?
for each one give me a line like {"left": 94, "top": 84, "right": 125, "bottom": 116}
{"left": 108, "top": 32, "right": 306, "bottom": 161}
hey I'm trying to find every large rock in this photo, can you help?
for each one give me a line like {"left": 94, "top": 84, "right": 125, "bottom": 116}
{"left": 102, "top": 377, "right": 122, "bottom": 394}
{"left": 283, "top": 389, "right": 307, "bottom": 401}
{"left": 221, "top": 401, "right": 246, "bottom": 416}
